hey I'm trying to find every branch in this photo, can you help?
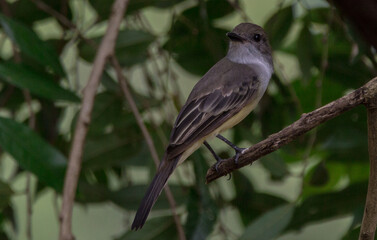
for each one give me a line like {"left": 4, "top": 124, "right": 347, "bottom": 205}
{"left": 359, "top": 93, "right": 377, "bottom": 239}
{"left": 31, "top": 1, "right": 185, "bottom": 237}
{"left": 110, "top": 57, "right": 186, "bottom": 240}
{"left": 59, "top": 1, "right": 129, "bottom": 240}
{"left": 30, "top": 0, "right": 76, "bottom": 29}
{"left": 30, "top": 0, "right": 97, "bottom": 49}
{"left": 206, "top": 77, "right": 377, "bottom": 183}
{"left": 23, "top": 91, "right": 35, "bottom": 240}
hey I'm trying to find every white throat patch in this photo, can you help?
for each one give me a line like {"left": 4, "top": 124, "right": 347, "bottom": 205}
{"left": 226, "top": 43, "right": 273, "bottom": 91}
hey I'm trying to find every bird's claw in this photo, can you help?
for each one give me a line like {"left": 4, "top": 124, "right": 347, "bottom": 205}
{"left": 215, "top": 158, "right": 224, "bottom": 173}
{"left": 234, "top": 147, "right": 246, "bottom": 165}
{"left": 215, "top": 160, "right": 232, "bottom": 180}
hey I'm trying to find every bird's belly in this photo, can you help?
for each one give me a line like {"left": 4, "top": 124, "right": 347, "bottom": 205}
{"left": 178, "top": 100, "right": 257, "bottom": 165}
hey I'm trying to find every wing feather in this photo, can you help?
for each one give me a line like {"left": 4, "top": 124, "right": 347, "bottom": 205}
{"left": 167, "top": 80, "right": 259, "bottom": 158}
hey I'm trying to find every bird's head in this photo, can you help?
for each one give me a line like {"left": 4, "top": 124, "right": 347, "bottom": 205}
{"left": 226, "top": 23, "right": 273, "bottom": 69}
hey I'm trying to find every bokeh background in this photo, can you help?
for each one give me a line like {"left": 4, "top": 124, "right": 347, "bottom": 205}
{"left": 0, "top": 0, "right": 376, "bottom": 239}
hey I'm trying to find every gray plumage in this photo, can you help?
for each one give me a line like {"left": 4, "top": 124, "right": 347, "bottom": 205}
{"left": 131, "top": 23, "right": 273, "bottom": 230}
{"left": 167, "top": 58, "right": 260, "bottom": 158}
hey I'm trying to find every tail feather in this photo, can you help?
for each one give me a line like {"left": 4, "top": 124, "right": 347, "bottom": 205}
{"left": 131, "top": 157, "right": 179, "bottom": 230}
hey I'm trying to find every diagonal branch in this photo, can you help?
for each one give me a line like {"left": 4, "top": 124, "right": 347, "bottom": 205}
{"left": 110, "top": 56, "right": 186, "bottom": 240}
{"left": 206, "top": 77, "right": 377, "bottom": 183}
{"left": 33, "top": 1, "right": 185, "bottom": 236}
{"left": 59, "top": 1, "right": 129, "bottom": 240}
{"left": 30, "top": 0, "right": 76, "bottom": 29}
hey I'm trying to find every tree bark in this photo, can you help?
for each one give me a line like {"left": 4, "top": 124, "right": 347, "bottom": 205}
{"left": 59, "top": 1, "right": 129, "bottom": 240}
{"left": 359, "top": 94, "right": 377, "bottom": 240}
{"left": 206, "top": 77, "right": 377, "bottom": 183}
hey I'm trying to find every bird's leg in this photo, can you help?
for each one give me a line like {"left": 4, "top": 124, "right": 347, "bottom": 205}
{"left": 203, "top": 141, "right": 229, "bottom": 178}
{"left": 216, "top": 134, "right": 246, "bottom": 165}
{"left": 204, "top": 141, "right": 222, "bottom": 162}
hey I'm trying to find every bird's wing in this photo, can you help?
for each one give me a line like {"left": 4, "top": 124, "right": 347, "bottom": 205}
{"left": 166, "top": 69, "right": 260, "bottom": 159}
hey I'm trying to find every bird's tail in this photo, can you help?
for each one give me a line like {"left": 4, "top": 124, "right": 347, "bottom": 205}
{"left": 131, "top": 156, "right": 179, "bottom": 230}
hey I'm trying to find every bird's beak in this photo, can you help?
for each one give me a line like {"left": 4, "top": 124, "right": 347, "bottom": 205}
{"left": 226, "top": 32, "right": 246, "bottom": 42}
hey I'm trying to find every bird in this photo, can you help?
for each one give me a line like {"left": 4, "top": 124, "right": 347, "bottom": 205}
{"left": 131, "top": 22, "right": 274, "bottom": 230}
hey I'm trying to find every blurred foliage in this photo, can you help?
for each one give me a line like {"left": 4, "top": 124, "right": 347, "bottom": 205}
{"left": 0, "top": 0, "right": 376, "bottom": 239}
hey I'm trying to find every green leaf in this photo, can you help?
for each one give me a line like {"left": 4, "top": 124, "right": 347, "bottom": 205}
{"left": 80, "top": 90, "right": 165, "bottom": 169}
{"left": 185, "top": 154, "right": 217, "bottom": 239}
{"left": 108, "top": 185, "right": 188, "bottom": 211}
{"left": 84, "top": 92, "right": 125, "bottom": 136}
{"left": 164, "top": 0, "right": 234, "bottom": 75}
{"left": 0, "top": 62, "right": 79, "bottom": 102}
{"left": 166, "top": 26, "right": 227, "bottom": 75}
{"left": 240, "top": 204, "right": 295, "bottom": 240}
{"left": 0, "top": 181, "right": 13, "bottom": 211}
{"left": 260, "top": 151, "right": 289, "bottom": 180}
{"left": 82, "top": 134, "right": 146, "bottom": 169}
{"left": 347, "top": 206, "right": 364, "bottom": 232}
{"left": 341, "top": 206, "right": 363, "bottom": 239}
{"left": 342, "top": 227, "right": 360, "bottom": 240}
{"left": 232, "top": 172, "right": 288, "bottom": 225}
{"left": 79, "top": 29, "right": 155, "bottom": 67}
{"left": 75, "top": 179, "right": 189, "bottom": 208}
{"left": 1, "top": 205, "right": 16, "bottom": 232}
{"left": 0, "top": 230, "right": 10, "bottom": 240}
{"left": 309, "top": 161, "right": 329, "bottom": 186}
{"left": 115, "top": 216, "right": 176, "bottom": 240}
{"left": 300, "top": 160, "right": 346, "bottom": 199}
{"left": 0, "top": 14, "right": 65, "bottom": 76}
{"left": 0, "top": 85, "right": 24, "bottom": 111}
{"left": 297, "top": 23, "right": 314, "bottom": 81}
{"left": 9, "top": 0, "right": 72, "bottom": 25}
{"left": 259, "top": 89, "right": 297, "bottom": 138}
{"left": 287, "top": 182, "right": 367, "bottom": 231}
{"left": 318, "top": 108, "right": 368, "bottom": 163}
{"left": 101, "top": 72, "right": 120, "bottom": 93}
{"left": 309, "top": 7, "right": 330, "bottom": 23}
{"left": 206, "top": 0, "right": 238, "bottom": 20}
{"left": 264, "top": 5, "right": 294, "bottom": 49}
{"left": 0, "top": 117, "right": 66, "bottom": 191}
{"left": 89, "top": 0, "right": 185, "bottom": 20}
{"left": 75, "top": 181, "right": 110, "bottom": 203}
{"left": 308, "top": 25, "right": 372, "bottom": 89}
{"left": 345, "top": 162, "right": 370, "bottom": 183}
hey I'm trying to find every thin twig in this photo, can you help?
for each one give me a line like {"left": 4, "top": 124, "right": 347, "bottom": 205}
{"left": 25, "top": 173, "right": 33, "bottom": 240}
{"left": 298, "top": 12, "right": 332, "bottom": 195}
{"left": 59, "top": 1, "right": 129, "bottom": 240}
{"left": 274, "top": 58, "right": 303, "bottom": 116}
{"left": 206, "top": 77, "right": 377, "bottom": 183}
{"left": 23, "top": 90, "right": 35, "bottom": 240}
{"left": 30, "top": 0, "right": 97, "bottom": 49}
{"left": 111, "top": 58, "right": 160, "bottom": 165}
{"left": 32, "top": 3, "right": 185, "bottom": 236}
{"left": 110, "top": 56, "right": 186, "bottom": 240}
{"left": 359, "top": 95, "right": 377, "bottom": 239}
{"left": 30, "top": 0, "right": 76, "bottom": 29}
{"left": 226, "top": 0, "right": 251, "bottom": 22}
{"left": 134, "top": 11, "right": 191, "bottom": 197}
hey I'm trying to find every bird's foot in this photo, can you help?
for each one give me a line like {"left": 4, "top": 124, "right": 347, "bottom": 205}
{"left": 214, "top": 159, "right": 232, "bottom": 180}
{"left": 234, "top": 146, "right": 246, "bottom": 165}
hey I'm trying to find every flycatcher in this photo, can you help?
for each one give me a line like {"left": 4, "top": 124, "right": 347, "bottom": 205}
{"left": 132, "top": 23, "right": 273, "bottom": 230}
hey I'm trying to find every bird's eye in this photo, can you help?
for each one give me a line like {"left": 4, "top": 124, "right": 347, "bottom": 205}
{"left": 253, "top": 34, "right": 261, "bottom": 42}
